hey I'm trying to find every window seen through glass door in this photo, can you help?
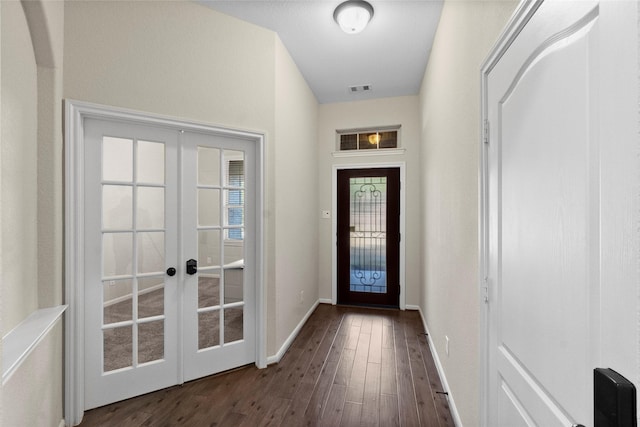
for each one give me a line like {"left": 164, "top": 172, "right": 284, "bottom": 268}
{"left": 226, "top": 160, "right": 244, "bottom": 240}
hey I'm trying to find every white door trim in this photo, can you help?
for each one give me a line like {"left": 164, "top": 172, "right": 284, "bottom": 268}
{"left": 331, "top": 162, "right": 406, "bottom": 310}
{"left": 64, "top": 99, "right": 266, "bottom": 426}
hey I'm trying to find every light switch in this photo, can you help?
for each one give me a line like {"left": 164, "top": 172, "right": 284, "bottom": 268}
{"left": 321, "top": 210, "right": 331, "bottom": 219}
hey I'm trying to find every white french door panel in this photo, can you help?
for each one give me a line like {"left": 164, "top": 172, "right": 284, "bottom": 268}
{"left": 82, "top": 117, "right": 258, "bottom": 410}
{"left": 84, "top": 118, "right": 180, "bottom": 409}
{"left": 486, "top": 1, "right": 600, "bottom": 426}
{"left": 181, "top": 130, "right": 256, "bottom": 382}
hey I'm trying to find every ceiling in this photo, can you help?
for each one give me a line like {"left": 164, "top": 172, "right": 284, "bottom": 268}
{"left": 198, "top": 0, "right": 444, "bottom": 104}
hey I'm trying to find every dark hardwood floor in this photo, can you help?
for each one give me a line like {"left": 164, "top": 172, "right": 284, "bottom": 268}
{"left": 79, "top": 304, "right": 455, "bottom": 426}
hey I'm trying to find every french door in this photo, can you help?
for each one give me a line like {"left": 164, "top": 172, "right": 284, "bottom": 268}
{"left": 336, "top": 168, "right": 400, "bottom": 307}
{"left": 83, "top": 118, "right": 256, "bottom": 409}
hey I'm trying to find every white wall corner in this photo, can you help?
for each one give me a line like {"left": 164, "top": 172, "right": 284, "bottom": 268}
{"left": 267, "top": 300, "right": 319, "bottom": 365}
{"left": 416, "top": 306, "right": 464, "bottom": 427}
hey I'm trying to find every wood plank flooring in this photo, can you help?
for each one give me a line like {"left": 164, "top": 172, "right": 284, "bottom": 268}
{"left": 78, "top": 304, "right": 455, "bottom": 427}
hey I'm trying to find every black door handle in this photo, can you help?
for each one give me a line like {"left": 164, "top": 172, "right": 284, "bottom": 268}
{"left": 166, "top": 267, "right": 176, "bottom": 277}
{"left": 186, "top": 259, "right": 198, "bottom": 275}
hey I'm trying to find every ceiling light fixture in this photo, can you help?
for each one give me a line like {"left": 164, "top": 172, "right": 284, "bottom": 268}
{"left": 368, "top": 133, "right": 381, "bottom": 145}
{"left": 333, "top": 0, "right": 374, "bottom": 34}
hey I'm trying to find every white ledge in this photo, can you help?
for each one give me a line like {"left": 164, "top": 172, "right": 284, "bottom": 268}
{"left": 2, "top": 305, "right": 67, "bottom": 385}
{"left": 331, "top": 148, "right": 406, "bottom": 158}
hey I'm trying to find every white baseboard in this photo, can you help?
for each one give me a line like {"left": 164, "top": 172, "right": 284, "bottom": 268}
{"left": 405, "top": 304, "right": 420, "bottom": 311}
{"left": 416, "top": 307, "right": 463, "bottom": 427}
{"left": 318, "top": 298, "right": 333, "bottom": 305}
{"left": 266, "top": 300, "right": 320, "bottom": 365}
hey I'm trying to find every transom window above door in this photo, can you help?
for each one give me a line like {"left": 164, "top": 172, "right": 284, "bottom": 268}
{"left": 336, "top": 126, "right": 400, "bottom": 151}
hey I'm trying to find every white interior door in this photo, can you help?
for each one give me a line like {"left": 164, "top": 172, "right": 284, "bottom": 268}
{"left": 83, "top": 119, "right": 256, "bottom": 409}
{"left": 181, "top": 131, "right": 256, "bottom": 382}
{"left": 484, "top": 0, "right": 638, "bottom": 426}
{"left": 84, "top": 118, "right": 180, "bottom": 409}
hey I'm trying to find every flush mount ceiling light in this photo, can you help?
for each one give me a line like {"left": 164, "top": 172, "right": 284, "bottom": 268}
{"left": 333, "top": 0, "right": 374, "bottom": 34}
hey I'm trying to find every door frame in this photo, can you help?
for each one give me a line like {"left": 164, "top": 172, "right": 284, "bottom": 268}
{"left": 64, "top": 99, "right": 266, "bottom": 425}
{"left": 331, "top": 162, "right": 406, "bottom": 310}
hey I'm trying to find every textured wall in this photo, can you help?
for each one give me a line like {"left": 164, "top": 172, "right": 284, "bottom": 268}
{"left": 1, "top": 0, "right": 39, "bottom": 335}
{"left": 273, "top": 36, "right": 319, "bottom": 350}
{"left": 418, "top": 1, "right": 517, "bottom": 424}
{"left": 1, "top": 1, "right": 66, "bottom": 425}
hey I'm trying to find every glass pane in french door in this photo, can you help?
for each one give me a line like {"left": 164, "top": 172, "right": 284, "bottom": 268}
{"left": 101, "top": 136, "right": 167, "bottom": 372}
{"left": 195, "top": 147, "right": 245, "bottom": 350}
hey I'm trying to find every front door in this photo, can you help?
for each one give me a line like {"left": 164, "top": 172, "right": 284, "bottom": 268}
{"left": 83, "top": 118, "right": 256, "bottom": 409}
{"left": 337, "top": 168, "right": 400, "bottom": 307}
{"left": 484, "top": 0, "right": 638, "bottom": 425}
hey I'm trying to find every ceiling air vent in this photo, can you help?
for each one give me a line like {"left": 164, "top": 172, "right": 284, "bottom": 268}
{"left": 348, "top": 84, "right": 372, "bottom": 93}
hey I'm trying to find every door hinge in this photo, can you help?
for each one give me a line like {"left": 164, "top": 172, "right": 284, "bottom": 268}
{"left": 483, "top": 119, "right": 490, "bottom": 144}
{"left": 482, "top": 277, "right": 489, "bottom": 303}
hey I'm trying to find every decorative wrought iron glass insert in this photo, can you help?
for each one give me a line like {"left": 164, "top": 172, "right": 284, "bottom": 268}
{"left": 349, "top": 176, "right": 387, "bottom": 293}
{"left": 338, "top": 128, "right": 399, "bottom": 151}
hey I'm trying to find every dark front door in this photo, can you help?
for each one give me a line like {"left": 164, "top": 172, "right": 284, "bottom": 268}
{"left": 337, "top": 168, "right": 400, "bottom": 307}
